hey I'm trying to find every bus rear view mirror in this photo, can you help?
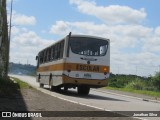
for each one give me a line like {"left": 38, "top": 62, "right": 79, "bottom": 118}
{"left": 36, "top": 56, "right": 38, "bottom": 60}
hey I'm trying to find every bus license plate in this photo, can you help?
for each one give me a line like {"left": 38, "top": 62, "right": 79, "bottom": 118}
{"left": 84, "top": 73, "right": 91, "bottom": 78}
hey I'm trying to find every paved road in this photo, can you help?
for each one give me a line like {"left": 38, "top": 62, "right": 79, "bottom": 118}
{"left": 11, "top": 75, "right": 160, "bottom": 120}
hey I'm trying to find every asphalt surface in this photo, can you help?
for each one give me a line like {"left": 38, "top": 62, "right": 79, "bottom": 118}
{"left": 10, "top": 74, "right": 160, "bottom": 120}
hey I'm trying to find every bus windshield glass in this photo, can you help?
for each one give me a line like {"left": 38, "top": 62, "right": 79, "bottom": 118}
{"left": 69, "top": 37, "right": 108, "bottom": 56}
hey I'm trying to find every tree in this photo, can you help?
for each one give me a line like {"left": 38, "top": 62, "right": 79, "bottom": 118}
{"left": 0, "top": 0, "right": 9, "bottom": 78}
{"left": 151, "top": 72, "right": 160, "bottom": 91}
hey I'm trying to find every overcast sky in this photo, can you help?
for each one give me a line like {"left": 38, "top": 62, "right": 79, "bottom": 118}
{"left": 7, "top": 0, "right": 160, "bottom": 76}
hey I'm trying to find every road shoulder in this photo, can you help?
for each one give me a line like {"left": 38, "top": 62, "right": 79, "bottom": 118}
{"left": 97, "top": 88, "right": 160, "bottom": 103}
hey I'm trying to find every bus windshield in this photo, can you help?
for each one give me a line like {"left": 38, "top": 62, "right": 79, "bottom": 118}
{"left": 69, "top": 37, "right": 108, "bottom": 56}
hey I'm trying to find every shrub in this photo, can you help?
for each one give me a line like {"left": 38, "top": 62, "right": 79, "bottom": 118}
{"left": 151, "top": 72, "right": 160, "bottom": 91}
{"left": 0, "top": 77, "right": 19, "bottom": 96}
{"left": 125, "top": 78, "right": 145, "bottom": 90}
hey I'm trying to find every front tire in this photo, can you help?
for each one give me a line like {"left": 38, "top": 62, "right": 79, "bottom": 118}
{"left": 64, "top": 86, "right": 68, "bottom": 91}
{"left": 50, "top": 86, "right": 61, "bottom": 92}
{"left": 77, "top": 85, "right": 90, "bottom": 95}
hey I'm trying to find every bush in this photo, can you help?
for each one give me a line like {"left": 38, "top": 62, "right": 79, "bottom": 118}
{"left": 0, "top": 77, "right": 19, "bottom": 96}
{"left": 108, "top": 74, "right": 138, "bottom": 88}
{"left": 125, "top": 78, "right": 145, "bottom": 90}
{"left": 151, "top": 72, "right": 160, "bottom": 91}
{"left": 108, "top": 79, "right": 118, "bottom": 87}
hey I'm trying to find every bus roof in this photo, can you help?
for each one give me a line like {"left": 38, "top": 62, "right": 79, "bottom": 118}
{"left": 37, "top": 34, "right": 109, "bottom": 54}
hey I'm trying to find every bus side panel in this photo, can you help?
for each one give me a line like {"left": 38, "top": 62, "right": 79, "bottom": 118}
{"left": 51, "top": 76, "right": 63, "bottom": 86}
{"left": 37, "top": 59, "right": 65, "bottom": 86}
{"left": 37, "top": 72, "right": 50, "bottom": 85}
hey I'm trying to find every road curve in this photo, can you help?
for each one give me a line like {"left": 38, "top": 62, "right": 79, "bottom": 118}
{"left": 10, "top": 74, "right": 160, "bottom": 120}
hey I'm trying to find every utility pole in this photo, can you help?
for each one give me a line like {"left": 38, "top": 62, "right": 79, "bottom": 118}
{"left": 117, "top": 64, "right": 119, "bottom": 75}
{"left": 135, "top": 65, "right": 137, "bottom": 79}
{"left": 158, "top": 65, "right": 160, "bottom": 79}
{"left": 7, "top": 0, "right": 13, "bottom": 76}
{"left": 8, "top": 0, "right": 13, "bottom": 54}
{"left": 27, "top": 59, "right": 28, "bottom": 65}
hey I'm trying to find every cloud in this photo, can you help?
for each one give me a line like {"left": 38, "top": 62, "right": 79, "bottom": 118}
{"left": 69, "top": 0, "right": 146, "bottom": 24}
{"left": 10, "top": 28, "right": 54, "bottom": 65}
{"left": 50, "top": 21, "right": 69, "bottom": 35}
{"left": 8, "top": 0, "right": 160, "bottom": 76}
{"left": 142, "top": 26, "right": 160, "bottom": 53}
{"left": 11, "top": 11, "right": 36, "bottom": 26}
{"left": 50, "top": 20, "right": 152, "bottom": 48}
{"left": 50, "top": 20, "right": 160, "bottom": 76}
{"left": 49, "top": 0, "right": 159, "bottom": 76}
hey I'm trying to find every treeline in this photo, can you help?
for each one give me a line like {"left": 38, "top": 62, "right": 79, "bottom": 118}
{"left": 108, "top": 72, "right": 160, "bottom": 92}
{"left": 9, "top": 62, "right": 36, "bottom": 76}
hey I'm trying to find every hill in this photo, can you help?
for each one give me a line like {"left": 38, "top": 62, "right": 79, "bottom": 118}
{"left": 9, "top": 62, "right": 36, "bottom": 76}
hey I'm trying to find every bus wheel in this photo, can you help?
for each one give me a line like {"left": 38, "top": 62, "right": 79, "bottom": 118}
{"left": 50, "top": 85, "right": 54, "bottom": 91}
{"left": 54, "top": 86, "right": 61, "bottom": 92}
{"left": 40, "top": 83, "right": 44, "bottom": 88}
{"left": 77, "top": 85, "right": 90, "bottom": 95}
{"left": 49, "top": 79, "right": 54, "bottom": 91}
{"left": 51, "top": 86, "right": 61, "bottom": 92}
{"left": 64, "top": 86, "right": 68, "bottom": 91}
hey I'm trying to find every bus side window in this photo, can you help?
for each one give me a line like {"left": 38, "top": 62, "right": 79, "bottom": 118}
{"left": 46, "top": 49, "right": 48, "bottom": 62}
{"left": 50, "top": 46, "right": 53, "bottom": 60}
{"left": 51, "top": 40, "right": 64, "bottom": 60}
{"left": 44, "top": 50, "right": 47, "bottom": 62}
{"left": 60, "top": 40, "right": 64, "bottom": 59}
{"left": 50, "top": 46, "right": 53, "bottom": 61}
{"left": 57, "top": 43, "right": 60, "bottom": 59}
{"left": 39, "top": 51, "right": 44, "bottom": 64}
{"left": 52, "top": 46, "right": 55, "bottom": 60}
{"left": 54, "top": 44, "right": 58, "bottom": 60}
{"left": 47, "top": 48, "right": 51, "bottom": 61}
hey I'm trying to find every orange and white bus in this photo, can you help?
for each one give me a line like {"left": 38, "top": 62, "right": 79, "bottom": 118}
{"left": 36, "top": 33, "right": 110, "bottom": 95}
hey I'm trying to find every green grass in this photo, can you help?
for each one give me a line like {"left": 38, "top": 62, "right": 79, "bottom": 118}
{"left": 11, "top": 77, "right": 31, "bottom": 89}
{"left": 0, "top": 77, "right": 31, "bottom": 96}
{"left": 104, "top": 86, "right": 160, "bottom": 98}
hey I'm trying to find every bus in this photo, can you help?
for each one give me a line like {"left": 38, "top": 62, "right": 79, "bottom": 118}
{"left": 36, "top": 33, "right": 110, "bottom": 95}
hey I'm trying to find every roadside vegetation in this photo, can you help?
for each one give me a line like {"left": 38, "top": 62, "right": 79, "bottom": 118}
{"left": 105, "top": 72, "right": 160, "bottom": 98}
{"left": 12, "top": 77, "right": 32, "bottom": 89}
{"left": 9, "top": 62, "right": 36, "bottom": 76}
{"left": 0, "top": 77, "right": 31, "bottom": 96}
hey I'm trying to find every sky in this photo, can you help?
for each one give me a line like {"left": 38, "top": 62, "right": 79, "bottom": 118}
{"left": 6, "top": 0, "right": 160, "bottom": 76}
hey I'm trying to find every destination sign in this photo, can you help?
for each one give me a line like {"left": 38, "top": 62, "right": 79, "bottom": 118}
{"left": 76, "top": 64, "right": 99, "bottom": 72}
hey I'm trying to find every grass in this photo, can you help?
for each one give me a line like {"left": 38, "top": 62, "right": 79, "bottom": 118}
{"left": 0, "top": 77, "right": 31, "bottom": 96}
{"left": 104, "top": 86, "right": 160, "bottom": 98}
{"left": 11, "top": 77, "right": 31, "bottom": 89}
